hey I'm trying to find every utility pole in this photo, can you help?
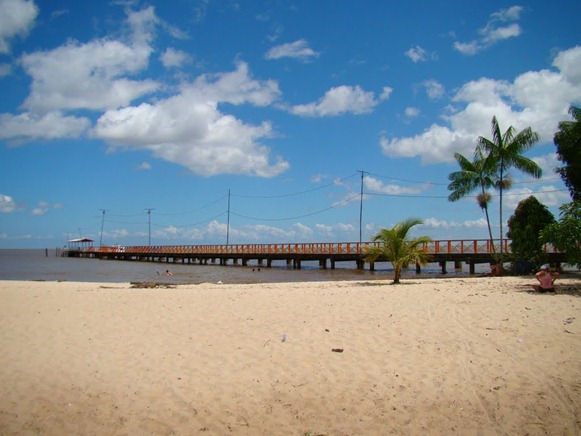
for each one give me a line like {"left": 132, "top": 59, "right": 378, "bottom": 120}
{"left": 358, "top": 170, "right": 365, "bottom": 248}
{"left": 226, "top": 189, "right": 231, "bottom": 246}
{"left": 99, "top": 209, "right": 107, "bottom": 247}
{"left": 145, "top": 208, "right": 155, "bottom": 246}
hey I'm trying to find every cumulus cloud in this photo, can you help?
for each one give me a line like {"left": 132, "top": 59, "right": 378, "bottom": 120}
{"left": 291, "top": 85, "right": 382, "bottom": 117}
{"left": 0, "top": 194, "right": 17, "bottom": 212}
{"left": 380, "top": 46, "right": 581, "bottom": 164}
{"left": 0, "top": 6, "right": 289, "bottom": 178}
{"left": 20, "top": 8, "right": 159, "bottom": 112}
{"left": 380, "top": 86, "right": 393, "bottom": 101}
{"left": 405, "top": 45, "right": 436, "bottom": 63}
{"left": 190, "top": 61, "right": 281, "bottom": 106}
{"left": 423, "top": 79, "right": 445, "bottom": 100}
{"left": 364, "top": 176, "right": 425, "bottom": 196}
{"left": 502, "top": 185, "right": 570, "bottom": 210}
{"left": 160, "top": 47, "right": 192, "bottom": 68}
{"left": 421, "top": 217, "right": 488, "bottom": 230}
{"left": 454, "top": 5, "right": 523, "bottom": 55}
{"left": 0, "top": 111, "right": 90, "bottom": 143}
{"left": 93, "top": 62, "right": 288, "bottom": 177}
{"left": 265, "top": 39, "right": 320, "bottom": 61}
{"left": 0, "top": 0, "right": 38, "bottom": 54}
{"left": 405, "top": 45, "right": 427, "bottom": 63}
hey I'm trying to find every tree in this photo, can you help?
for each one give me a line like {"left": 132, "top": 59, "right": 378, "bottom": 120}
{"left": 365, "top": 218, "right": 432, "bottom": 284}
{"left": 476, "top": 116, "right": 542, "bottom": 252}
{"left": 507, "top": 196, "right": 555, "bottom": 270}
{"left": 540, "top": 201, "right": 581, "bottom": 268}
{"left": 554, "top": 106, "right": 581, "bottom": 201}
{"left": 448, "top": 150, "right": 496, "bottom": 254}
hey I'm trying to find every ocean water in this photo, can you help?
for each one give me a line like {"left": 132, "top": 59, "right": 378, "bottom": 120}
{"left": 0, "top": 249, "right": 490, "bottom": 284}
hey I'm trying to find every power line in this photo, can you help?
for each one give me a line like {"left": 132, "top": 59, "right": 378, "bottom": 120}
{"left": 154, "top": 194, "right": 228, "bottom": 216}
{"left": 230, "top": 193, "right": 360, "bottom": 222}
{"left": 151, "top": 212, "right": 228, "bottom": 229}
{"left": 232, "top": 172, "right": 359, "bottom": 199}
{"left": 365, "top": 187, "right": 569, "bottom": 200}
{"left": 366, "top": 171, "right": 448, "bottom": 186}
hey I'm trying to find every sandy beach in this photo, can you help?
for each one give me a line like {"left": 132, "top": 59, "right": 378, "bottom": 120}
{"left": 0, "top": 276, "right": 580, "bottom": 435}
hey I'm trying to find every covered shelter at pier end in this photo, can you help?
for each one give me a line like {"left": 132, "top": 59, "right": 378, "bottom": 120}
{"left": 65, "top": 238, "right": 94, "bottom": 254}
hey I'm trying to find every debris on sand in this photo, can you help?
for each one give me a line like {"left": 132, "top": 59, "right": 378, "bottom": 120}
{"left": 130, "top": 282, "right": 177, "bottom": 289}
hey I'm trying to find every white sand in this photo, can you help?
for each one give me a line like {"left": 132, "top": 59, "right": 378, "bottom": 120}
{"left": 0, "top": 276, "right": 580, "bottom": 435}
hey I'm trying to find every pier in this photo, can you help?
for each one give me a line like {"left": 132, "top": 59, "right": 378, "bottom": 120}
{"left": 65, "top": 239, "right": 567, "bottom": 274}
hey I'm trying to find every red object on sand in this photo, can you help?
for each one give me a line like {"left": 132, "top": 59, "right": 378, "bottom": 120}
{"left": 332, "top": 348, "right": 344, "bottom": 353}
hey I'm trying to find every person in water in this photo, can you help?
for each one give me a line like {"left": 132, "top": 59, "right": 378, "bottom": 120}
{"left": 531, "top": 264, "right": 559, "bottom": 293}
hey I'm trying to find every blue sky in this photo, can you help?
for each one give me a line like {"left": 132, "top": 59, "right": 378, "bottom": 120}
{"left": 0, "top": 0, "right": 580, "bottom": 248}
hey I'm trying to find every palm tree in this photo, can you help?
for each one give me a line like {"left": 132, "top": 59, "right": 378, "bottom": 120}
{"left": 476, "top": 116, "right": 542, "bottom": 253}
{"left": 448, "top": 150, "right": 496, "bottom": 254}
{"left": 554, "top": 106, "right": 581, "bottom": 201}
{"left": 365, "top": 218, "right": 432, "bottom": 284}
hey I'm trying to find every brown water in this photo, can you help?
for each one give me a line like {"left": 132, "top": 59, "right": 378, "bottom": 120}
{"left": 0, "top": 249, "right": 489, "bottom": 284}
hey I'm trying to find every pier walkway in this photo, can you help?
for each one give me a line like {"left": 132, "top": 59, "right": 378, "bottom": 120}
{"left": 67, "top": 239, "right": 566, "bottom": 274}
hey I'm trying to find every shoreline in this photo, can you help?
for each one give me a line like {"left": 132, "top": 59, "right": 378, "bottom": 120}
{"left": 1, "top": 277, "right": 580, "bottom": 434}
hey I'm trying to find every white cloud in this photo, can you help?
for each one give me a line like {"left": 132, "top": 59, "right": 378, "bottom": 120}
{"left": 380, "top": 86, "right": 393, "bottom": 101}
{"left": 19, "top": 8, "right": 159, "bottom": 112}
{"left": 421, "top": 217, "right": 488, "bottom": 230}
{"left": 136, "top": 162, "right": 152, "bottom": 170}
{"left": 405, "top": 45, "right": 427, "bottom": 63}
{"left": 290, "top": 222, "right": 313, "bottom": 240}
{"left": 93, "top": 62, "right": 288, "bottom": 177}
{"left": 404, "top": 107, "right": 420, "bottom": 118}
{"left": 191, "top": 61, "right": 281, "bottom": 106}
{"left": 380, "top": 46, "right": 581, "bottom": 164}
{"left": 364, "top": 176, "right": 424, "bottom": 195}
{"left": 265, "top": 39, "right": 320, "bottom": 61}
{"left": 291, "top": 85, "right": 381, "bottom": 117}
{"left": 532, "top": 153, "right": 561, "bottom": 181}
{"left": 454, "top": 5, "right": 523, "bottom": 55}
{"left": 0, "top": 111, "right": 90, "bottom": 143}
{"left": 453, "top": 41, "right": 479, "bottom": 56}
{"left": 553, "top": 46, "right": 581, "bottom": 84}
{"left": 502, "top": 186, "right": 570, "bottom": 210}
{"left": 160, "top": 47, "right": 192, "bottom": 68}
{"left": 0, "top": 0, "right": 38, "bottom": 54}
{"left": 0, "top": 194, "right": 16, "bottom": 212}
{"left": 482, "top": 23, "right": 521, "bottom": 45}
{"left": 31, "top": 201, "right": 48, "bottom": 216}
{"left": 315, "top": 223, "right": 334, "bottom": 237}
{"left": 423, "top": 79, "right": 445, "bottom": 100}
{"left": 31, "top": 201, "right": 63, "bottom": 216}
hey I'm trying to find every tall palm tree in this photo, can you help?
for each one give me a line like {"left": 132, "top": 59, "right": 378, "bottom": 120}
{"left": 365, "top": 218, "right": 432, "bottom": 284}
{"left": 447, "top": 150, "right": 496, "bottom": 254}
{"left": 476, "top": 116, "right": 542, "bottom": 253}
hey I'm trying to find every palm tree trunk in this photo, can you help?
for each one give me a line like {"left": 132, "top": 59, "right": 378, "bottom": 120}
{"left": 480, "top": 184, "right": 496, "bottom": 256}
{"left": 499, "top": 164, "right": 504, "bottom": 255}
{"left": 393, "top": 265, "right": 401, "bottom": 284}
{"left": 484, "top": 204, "right": 496, "bottom": 256}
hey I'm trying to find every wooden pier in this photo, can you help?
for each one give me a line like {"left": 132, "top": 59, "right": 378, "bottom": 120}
{"left": 65, "top": 240, "right": 567, "bottom": 274}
